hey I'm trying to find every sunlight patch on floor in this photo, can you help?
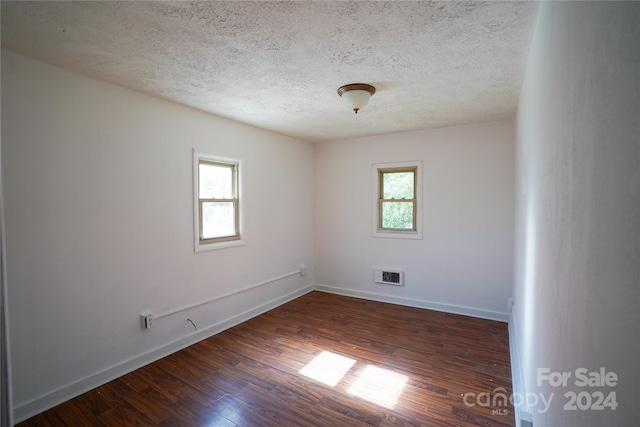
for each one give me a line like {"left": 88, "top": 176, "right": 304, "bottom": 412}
{"left": 299, "top": 350, "right": 356, "bottom": 387}
{"left": 348, "top": 365, "right": 408, "bottom": 409}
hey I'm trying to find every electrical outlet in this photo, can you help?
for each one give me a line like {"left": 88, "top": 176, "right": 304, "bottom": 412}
{"left": 300, "top": 264, "right": 307, "bottom": 276}
{"left": 507, "top": 297, "right": 514, "bottom": 312}
{"left": 141, "top": 313, "right": 154, "bottom": 329}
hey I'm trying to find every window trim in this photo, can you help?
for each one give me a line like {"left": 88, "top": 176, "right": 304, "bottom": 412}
{"left": 372, "top": 161, "right": 423, "bottom": 240}
{"left": 193, "top": 150, "right": 245, "bottom": 252}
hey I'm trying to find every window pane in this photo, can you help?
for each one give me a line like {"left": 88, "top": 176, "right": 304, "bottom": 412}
{"left": 199, "top": 163, "right": 233, "bottom": 199}
{"left": 382, "top": 172, "right": 414, "bottom": 199}
{"left": 202, "top": 202, "right": 236, "bottom": 238}
{"left": 382, "top": 202, "right": 414, "bottom": 229}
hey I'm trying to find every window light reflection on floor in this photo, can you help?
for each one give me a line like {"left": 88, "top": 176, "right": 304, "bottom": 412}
{"left": 348, "top": 365, "right": 408, "bottom": 409}
{"left": 298, "top": 350, "right": 356, "bottom": 387}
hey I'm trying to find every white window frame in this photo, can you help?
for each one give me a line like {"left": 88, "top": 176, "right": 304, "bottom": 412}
{"left": 193, "top": 150, "right": 245, "bottom": 252}
{"left": 372, "top": 160, "right": 423, "bottom": 240}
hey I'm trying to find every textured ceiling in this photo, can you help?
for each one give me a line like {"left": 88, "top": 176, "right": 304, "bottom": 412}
{"left": 1, "top": 1, "right": 539, "bottom": 142}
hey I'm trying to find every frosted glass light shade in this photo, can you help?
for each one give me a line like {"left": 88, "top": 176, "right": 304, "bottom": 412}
{"left": 338, "top": 83, "right": 376, "bottom": 114}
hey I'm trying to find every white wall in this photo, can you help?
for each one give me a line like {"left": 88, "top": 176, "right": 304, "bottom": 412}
{"left": 513, "top": 2, "right": 639, "bottom": 426}
{"left": 1, "top": 27, "right": 15, "bottom": 426}
{"left": 314, "top": 121, "right": 515, "bottom": 320}
{"left": 1, "top": 50, "right": 314, "bottom": 421}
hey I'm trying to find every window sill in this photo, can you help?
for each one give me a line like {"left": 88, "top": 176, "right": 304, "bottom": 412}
{"left": 195, "top": 239, "right": 246, "bottom": 252}
{"left": 372, "top": 230, "right": 422, "bottom": 240}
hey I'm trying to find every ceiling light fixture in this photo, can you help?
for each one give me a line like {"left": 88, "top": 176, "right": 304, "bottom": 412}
{"left": 337, "top": 83, "right": 376, "bottom": 114}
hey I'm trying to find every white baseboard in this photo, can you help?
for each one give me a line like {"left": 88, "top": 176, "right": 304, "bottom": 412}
{"left": 508, "top": 309, "right": 532, "bottom": 427}
{"left": 13, "top": 284, "right": 314, "bottom": 423}
{"left": 14, "top": 283, "right": 510, "bottom": 422}
{"left": 313, "top": 284, "right": 510, "bottom": 322}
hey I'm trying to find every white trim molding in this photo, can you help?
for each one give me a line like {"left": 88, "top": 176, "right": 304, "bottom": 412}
{"left": 508, "top": 309, "right": 533, "bottom": 427}
{"left": 13, "top": 285, "right": 313, "bottom": 423}
{"left": 13, "top": 282, "right": 514, "bottom": 422}
{"left": 314, "top": 284, "right": 509, "bottom": 322}
{"left": 371, "top": 160, "right": 423, "bottom": 240}
{"left": 193, "top": 149, "right": 245, "bottom": 252}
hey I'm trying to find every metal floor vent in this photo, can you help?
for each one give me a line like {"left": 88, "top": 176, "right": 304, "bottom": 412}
{"left": 374, "top": 269, "right": 404, "bottom": 286}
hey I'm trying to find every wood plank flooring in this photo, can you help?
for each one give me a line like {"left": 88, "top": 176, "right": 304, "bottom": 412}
{"left": 18, "top": 291, "right": 515, "bottom": 426}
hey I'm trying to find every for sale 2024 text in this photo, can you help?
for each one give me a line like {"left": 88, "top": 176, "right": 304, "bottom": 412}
{"left": 538, "top": 367, "right": 618, "bottom": 411}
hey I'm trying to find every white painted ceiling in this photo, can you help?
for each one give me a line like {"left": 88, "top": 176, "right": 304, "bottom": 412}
{"left": 1, "top": 1, "right": 539, "bottom": 142}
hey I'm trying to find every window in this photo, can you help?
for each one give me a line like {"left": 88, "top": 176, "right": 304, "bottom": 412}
{"left": 194, "top": 151, "right": 243, "bottom": 251}
{"left": 372, "top": 161, "right": 422, "bottom": 239}
{"left": 378, "top": 166, "right": 416, "bottom": 230}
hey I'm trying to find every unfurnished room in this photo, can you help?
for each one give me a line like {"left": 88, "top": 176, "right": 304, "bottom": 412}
{"left": 0, "top": 2, "right": 638, "bottom": 427}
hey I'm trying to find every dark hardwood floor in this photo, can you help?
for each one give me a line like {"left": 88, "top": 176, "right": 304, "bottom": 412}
{"left": 18, "top": 291, "right": 515, "bottom": 426}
